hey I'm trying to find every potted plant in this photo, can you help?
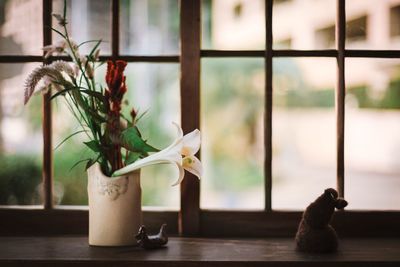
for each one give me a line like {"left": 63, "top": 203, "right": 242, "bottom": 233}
{"left": 24, "top": 3, "right": 202, "bottom": 246}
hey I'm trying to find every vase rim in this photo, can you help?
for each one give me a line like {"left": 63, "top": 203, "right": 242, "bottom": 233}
{"left": 88, "top": 162, "right": 139, "bottom": 180}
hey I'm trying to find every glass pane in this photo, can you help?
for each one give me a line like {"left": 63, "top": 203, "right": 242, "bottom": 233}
{"left": 201, "top": 58, "right": 264, "bottom": 209}
{"left": 272, "top": 58, "right": 336, "bottom": 210}
{"left": 120, "top": 0, "right": 179, "bottom": 55}
{"left": 54, "top": 63, "right": 180, "bottom": 209}
{"left": 0, "top": 63, "right": 42, "bottom": 205}
{"left": 346, "top": 0, "right": 400, "bottom": 49}
{"left": 345, "top": 58, "right": 400, "bottom": 210}
{"left": 52, "top": 0, "right": 111, "bottom": 55}
{"left": 125, "top": 63, "right": 180, "bottom": 208}
{"left": 53, "top": 98, "right": 88, "bottom": 206}
{"left": 273, "top": 0, "right": 336, "bottom": 50}
{"left": 0, "top": 0, "right": 43, "bottom": 55}
{"left": 202, "top": 0, "right": 265, "bottom": 50}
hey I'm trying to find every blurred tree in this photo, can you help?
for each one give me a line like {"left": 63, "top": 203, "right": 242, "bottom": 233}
{"left": 0, "top": 155, "right": 41, "bottom": 204}
{"left": 202, "top": 58, "right": 264, "bottom": 192}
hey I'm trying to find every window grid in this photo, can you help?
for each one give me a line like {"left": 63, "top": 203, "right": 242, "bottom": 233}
{"left": 0, "top": 0, "right": 400, "bottom": 237}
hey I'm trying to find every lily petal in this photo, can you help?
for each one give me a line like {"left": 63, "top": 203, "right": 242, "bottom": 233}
{"left": 156, "top": 122, "right": 183, "bottom": 155}
{"left": 172, "top": 121, "right": 183, "bottom": 136}
{"left": 182, "top": 155, "right": 203, "bottom": 179}
{"left": 181, "top": 129, "right": 201, "bottom": 156}
{"left": 171, "top": 163, "right": 185, "bottom": 186}
{"left": 113, "top": 146, "right": 182, "bottom": 176}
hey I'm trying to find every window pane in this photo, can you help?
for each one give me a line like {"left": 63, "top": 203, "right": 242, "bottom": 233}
{"left": 346, "top": 0, "right": 400, "bottom": 50}
{"left": 120, "top": 0, "right": 179, "bottom": 55}
{"left": 345, "top": 58, "right": 400, "bottom": 210}
{"left": 272, "top": 58, "right": 336, "bottom": 210}
{"left": 202, "top": 0, "right": 265, "bottom": 50}
{"left": 54, "top": 63, "right": 180, "bottom": 209}
{"left": 125, "top": 63, "right": 180, "bottom": 208}
{"left": 0, "top": 63, "right": 42, "bottom": 205}
{"left": 273, "top": 0, "right": 336, "bottom": 50}
{"left": 201, "top": 58, "right": 264, "bottom": 209}
{"left": 0, "top": 0, "right": 43, "bottom": 55}
{"left": 53, "top": 98, "right": 88, "bottom": 206}
{"left": 52, "top": 0, "right": 111, "bottom": 55}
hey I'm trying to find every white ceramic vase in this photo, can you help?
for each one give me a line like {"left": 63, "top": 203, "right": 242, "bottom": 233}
{"left": 87, "top": 163, "right": 142, "bottom": 246}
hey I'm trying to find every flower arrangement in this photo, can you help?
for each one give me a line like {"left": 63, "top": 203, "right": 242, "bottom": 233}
{"left": 24, "top": 4, "right": 202, "bottom": 184}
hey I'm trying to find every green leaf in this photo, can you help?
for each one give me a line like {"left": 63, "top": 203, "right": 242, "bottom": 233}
{"left": 63, "top": 0, "right": 67, "bottom": 20}
{"left": 54, "top": 129, "right": 87, "bottom": 150}
{"left": 68, "top": 89, "right": 107, "bottom": 124}
{"left": 51, "top": 27, "right": 67, "bottom": 39}
{"left": 125, "top": 152, "right": 141, "bottom": 165}
{"left": 120, "top": 127, "right": 159, "bottom": 153}
{"left": 50, "top": 87, "right": 105, "bottom": 102}
{"left": 85, "top": 155, "right": 101, "bottom": 170}
{"left": 134, "top": 110, "right": 148, "bottom": 124}
{"left": 50, "top": 86, "right": 82, "bottom": 99}
{"left": 69, "top": 158, "right": 91, "bottom": 172}
{"left": 85, "top": 158, "right": 94, "bottom": 170}
{"left": 84, "top": 140, "right": 101, "bottom": 153}
{"left": 88, "top": 39, "right": 102, "bottom": 60}
{"left": 77, "top": 39, "right": 102, "bottom": 48}
{"left": 95, "top": 61, "right": 106, "bottom": 69}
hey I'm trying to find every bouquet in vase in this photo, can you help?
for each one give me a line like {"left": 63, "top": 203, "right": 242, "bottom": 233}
{"left": 23, "top": 2, "right": 202, "bottom": 246}
{"left": 24, "top": 6, "right": 202, "bottom": 184}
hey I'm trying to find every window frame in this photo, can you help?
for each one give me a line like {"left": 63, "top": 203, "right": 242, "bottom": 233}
{"left": 0, "top": 0, "right": 399, "bottom": 238}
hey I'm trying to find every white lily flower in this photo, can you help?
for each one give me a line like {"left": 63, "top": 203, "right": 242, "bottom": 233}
{"left": 180, "top": 128, "right": 203, "bottom": 182}
{"left": 112, "top": 122, "right": 203, "bottom": 186}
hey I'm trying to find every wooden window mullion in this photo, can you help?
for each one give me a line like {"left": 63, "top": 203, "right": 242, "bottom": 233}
{"left": 336, "top": 0, "right": 346, "bottom": 198}
{"left": 264, "top": 0, "right": 273, "bottom": 211}
{"left": 42, "top": 0, "right": 53, "bottom": 210}
{"left": 112, "top": 0, "right": 120, "bottom": 60}
{"left": 179, "top": 0, "right": 201, "bottom": 236}
{"left": 345, "top": 50, "right": 400, "bottom": 58}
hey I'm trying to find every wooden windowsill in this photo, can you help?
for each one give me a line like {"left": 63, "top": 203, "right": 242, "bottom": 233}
{"left": 0, "top": 237, "right": 399, "bottom": 266}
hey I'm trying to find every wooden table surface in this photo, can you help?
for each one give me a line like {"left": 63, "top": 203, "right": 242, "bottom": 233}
{"left": 0, "top": 237, "right": 399, "bottom": 266}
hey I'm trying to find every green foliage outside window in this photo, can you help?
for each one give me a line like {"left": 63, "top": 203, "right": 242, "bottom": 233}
{"left": 0, "top": 155, "right": 41, "bottom": 205}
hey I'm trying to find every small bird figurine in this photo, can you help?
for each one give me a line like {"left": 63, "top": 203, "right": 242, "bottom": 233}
{"left": 135, "top": 224, "right": 168, "bottom": 249}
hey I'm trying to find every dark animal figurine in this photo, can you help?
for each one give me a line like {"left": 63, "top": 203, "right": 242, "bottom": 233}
{"left": 135, "top": 224, "right": 168, "bottom": 249}
{"left": 295, "top": 188, "right": 348, "bottom": 253}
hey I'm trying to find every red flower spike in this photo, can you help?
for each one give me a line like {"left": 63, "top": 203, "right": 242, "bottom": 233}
{"left": 116, "top": 60, "right": 127, "bottom": 71}
{"left": 106, "top": 61, "right": 128, "bottom": 111}
{"left": 106, "top": 60, "right": 127, "bottom": 97}
{"left": 104, "top": 60, "right": 129, "bottom": 172}
{"left": 105, "top": 60, "right": 114, "bottom": 88}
